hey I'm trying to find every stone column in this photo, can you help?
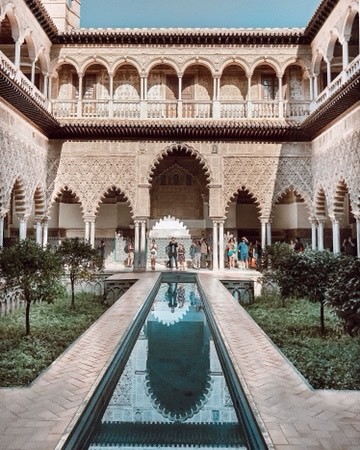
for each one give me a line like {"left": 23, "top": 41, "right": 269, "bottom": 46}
{"left": 326, "top": 59, "right": 331, "bottom": 87}
{"left": 0, "top": 215, "right": 4, "bottom": 248}
{"left": 219, "top": 221, "right": 225, "bottom": 270}
{"left": 331, "top": 215, "right": 341, "bottom": 254}
{"left": 109, "top": 72, "right": 114, "bottom": 118}
{"left": 140, "top": 220, "right": 147, "bottom": 269}
{"left": 42, "top": 217, "right": 49, "bottom": 247}
{"left": 84, "top": 219, "right": 90, "bottom": 243}
{"left": 212, "top": 76, "right": 220, "bottom": 118}
{"left": 278, "top": 75, "right": 283, "bottom": 119}
{"left": 140, "top": 76, "right": 148, "bottom": 119}
{"left": 341, "top": 37, "right": 349, "bottom": 70}
{"left": 261, "top": 219, "right": 267, "bottom": 250}
{"left": 35, "top": 218, "right": 43, "bottom": 245}
{"left": 90, "top": 219, "right": 96, "bottom": 248}
{"left": 19, "top": 216, "right": 27, "bottom": 241}
{"left": 266, "top": 220, "right": 272, "bottom": 246}
{"left": 15, "top": 39, "right": 21, "bottom": 68}
{"left": 246, "top": 75, "right": 252, "bottom": 118}
{"left": 317, "top": 218, "right": 325, "bottom": 251}
{"left": 355, "top": 215, "right": 360, "bottom": 258}
{"left": 310, "top": 217, "right": 317, "bottom": 250}
{"left": 212, "top": 221, "right": 219, "bottom": 271}
{"left": 134, "top": 220, "right": 140, "bottom": 270}
{"left": 177, "top": 75, "right": 183, "bottom": 118}
{"left": 77, "top": 73, "right": 83, "bottom": 118}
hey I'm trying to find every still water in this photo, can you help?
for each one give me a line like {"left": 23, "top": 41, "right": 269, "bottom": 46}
{"left": 87, "top": 282, "right": 248, "bottom": 449}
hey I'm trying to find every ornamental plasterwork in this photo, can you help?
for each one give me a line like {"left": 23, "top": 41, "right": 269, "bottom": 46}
{"left": 312, "top": 129, "right": 360, "bottom": 215}
{"left": 52, "top": 155, "right": 136, "bottom": 217}
{"left": 223, "top": 155, "right": 312, "bottom": 218}
{"left": 0, "top": 129, "right": 47, "bottom": 216}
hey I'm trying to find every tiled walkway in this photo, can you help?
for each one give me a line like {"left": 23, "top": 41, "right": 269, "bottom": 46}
{"left": 0, "top": 270, "right": 359, "bottom": 450}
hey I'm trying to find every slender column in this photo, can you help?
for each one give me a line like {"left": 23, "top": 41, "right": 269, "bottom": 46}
{"left": 212, "top": 76, "right": 220, "bottom": 118}
{"left": 218, "top": 221, "right": 225, "bottom": 270}
{"left": 90, "top": 219, "right": 95, "bottom": 248}
{"left": 261, "top": 219, "right": 266, "bottom": 250}
{"left": 19, "top": 216, "right": 27, "bottom": 241}
{"left": 141, "top": 220, "right": 147, "bottom": 269}
{"left": 177, "top": 76, "right": 183, "bottom": 118}
{"left": 84, "top": 220, "right": 90, "bottom": 243}
{"left": 77, "top": 74, "right": 83, "bottom": 118}
{"left": 134, "top": 221, "right": 140, "bottom": 269}
{"left": 278, "top": 75, "right": 283, "bottom": 119}
{"left": 317, "top": 218, "right": 325, "bottom": 251}
{"left": 355, "top": 215, "right": 360, "bottom": 258}
{"left": 109, "top": 72, "right": 114, "bottom": 118}
{"left": 309, "top": 74, "right": 314, "bottom": 101}
{"left": 35, "top": 218, "right": 43, "bottom": 245}
{"left": 326, "top": 60, "right": 331, "bottom": 86}
{"left": 331, "top": 216, "right": 341, "bottom": 254}
{"left": 31, "top": 60, "right": 36, "bottom": 84}
{"left": 0, "top": 215, "right": 4, "bottom": 248}
{"left": 212, "top": 221, "right": 219, "bottom": 271}
{"left": 42, "top": 218, "right": 48, "bottom": 247}
{"left": 313, "top": 75, "right": 318, "bottom": 99}
{"left": 266, "top": 220, "right": 272, "bottom": 247}
{"left": 15, "top": 39, "right": 21, "bottom": 68}
{"left": 140, "top": 76, "right": 148, "bottom": 118}
{"left": 342, "top": 38, "right": 349, "bottom": 70}
{"left": 310, "top": 218, "right": 317, "bottom": 250}
{"left": 246, "top": 75, "right": 252, "bottom": 118}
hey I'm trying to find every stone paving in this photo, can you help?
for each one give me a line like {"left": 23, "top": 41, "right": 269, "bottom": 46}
{"left": 0, "top": 269, "right": 359, "bottom": 450}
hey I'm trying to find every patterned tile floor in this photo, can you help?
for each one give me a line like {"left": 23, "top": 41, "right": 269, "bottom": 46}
{"left": 0, "top": 269, "right": 359, "bottom": 450}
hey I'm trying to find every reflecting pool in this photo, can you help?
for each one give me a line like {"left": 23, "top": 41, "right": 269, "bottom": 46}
{"left": 87, "top": 282, "right": 248, "bottom": 449}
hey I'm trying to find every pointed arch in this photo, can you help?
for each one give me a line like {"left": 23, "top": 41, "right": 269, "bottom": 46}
{"left": 96, "top": 185, "right": 134, "bottom": 218}
{"left": 274, "top": 185, "right": 313, "bottom": 214}
{"left": 225, "top": 185, "right": 261, "bottom": 217}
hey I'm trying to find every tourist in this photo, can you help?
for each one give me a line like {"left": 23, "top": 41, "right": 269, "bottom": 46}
{"left": 167, "top": 237, "right": 178, "bottom": 269}
{"left": 255, "top": 240, "right": 263, "bottom": 271}
{"left": 98, "top": 239, "right": 105, "bottom": 260}
{"left": 149, "top": 239, "right": 158, "bottom": 270}
{"left": 194, "top": 239, "right": 202, "bottom": 269}
{"left": 189, "top": 239, "right": 197, "bottom": 268}
{"left": 226, "top": 237, "right": 236, "bottom": 269}
{"left": 200, "top": 238, "right": 208, "bottom": 269}
{"left": 342, "top": 236, "right": 356, "bottom": 256}
{"left": 294, "top": 237, "right": 304, "bottom": 253}
{"left": 126, "top": 238, "right": 134, "bottom": 268}
{"left": 177, "top": 243, "right": 186, "bottom": 270}
{"left": 238, "top": 237, "right": 249, "bottom": 270}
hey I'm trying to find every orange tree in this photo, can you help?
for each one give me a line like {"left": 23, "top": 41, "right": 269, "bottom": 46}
{"left": 56, "top": 238, "right": 104, "bottom": 308}
{"left": 0, "top": 239, "right": 63, "bottom": 336}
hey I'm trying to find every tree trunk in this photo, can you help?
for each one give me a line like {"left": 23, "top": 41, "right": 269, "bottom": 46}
{"left": 71, "top": 278, "right": 75, "bottom": 308}
{"left": 320, "top": 301, "right": 325, "bottom": 335}
{"left": 25, "top": 299, "right": 31, "bottom": 336}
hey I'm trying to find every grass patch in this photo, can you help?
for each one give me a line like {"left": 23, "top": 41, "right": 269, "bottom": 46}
{"left": 0, "top": 293, "right": 108, "bottom": 387}
{"left": 244, "top": 294, "right": 360, "bottom": 390}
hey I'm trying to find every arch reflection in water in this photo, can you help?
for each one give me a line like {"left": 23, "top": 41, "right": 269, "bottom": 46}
{"left": 88, "top": 283, "right": 248, "bottom": 449}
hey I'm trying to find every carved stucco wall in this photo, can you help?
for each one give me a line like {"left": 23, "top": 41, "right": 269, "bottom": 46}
{"left": 0, "top": 102, "right": 48, "bottom": 217}
{"left": 51, "top": 141, "right": 137, "bottom": 218}
{"left": 312, "top": 105, "right": 360, "bottom": 217}
{"left": 222, "top": 142, "right": 313, "bottom": 219}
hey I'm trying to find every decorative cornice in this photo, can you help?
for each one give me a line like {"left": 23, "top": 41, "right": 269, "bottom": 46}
{"left": 56, "top": 28, "right": 306, "bottom": 46}
{"left": 303, "top": 0, "right": 340, "bottom": 41}
{"left": 24, "top": 0, "right": 58, "bottom": 39}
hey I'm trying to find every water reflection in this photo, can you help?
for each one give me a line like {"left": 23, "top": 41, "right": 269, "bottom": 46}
{"left": 88, "top": 283, "right": 247, "bottom": 449}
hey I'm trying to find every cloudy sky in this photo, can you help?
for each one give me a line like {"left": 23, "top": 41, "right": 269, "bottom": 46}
{"left": 80, "top": 0, "right": 320, "bottom": 29}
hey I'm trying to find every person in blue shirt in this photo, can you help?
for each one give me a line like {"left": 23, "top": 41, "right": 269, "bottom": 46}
{"left": 238, "top": 236, "right": 249, "bottom": 270}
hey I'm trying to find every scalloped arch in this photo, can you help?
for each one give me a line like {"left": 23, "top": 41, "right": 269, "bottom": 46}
{"left": 274, "top": 186, "right": 313, "bottom": 214}
{"left": 331, "top": 177, "right": 349, "bottom": 216}
{"left": 32, "top": 184, "right": 46, "bottom": 217}
{"left": 95, "top": 185, "right": 134, "bottom": 217}
{"left": 225, "top": 186, "right": 262, "bottom": 217}
{"left": 148, "top": 143, "right": 213, "bottom": 185}
{"left": 48, "top": 184, "right": 82, "bottom": 215}
{"left": 314, "top": 185, "right": 328, "bottom": 217}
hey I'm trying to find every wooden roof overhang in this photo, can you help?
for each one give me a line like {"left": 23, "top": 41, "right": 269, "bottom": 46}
{"left": 24, "top": 0, "right": 58, "bottom": 40}
{"left": 51, "top": 119, "right": 306, "bottom": 142}
{"left": 0, "top": 69, "right": 59, "bottom": 134}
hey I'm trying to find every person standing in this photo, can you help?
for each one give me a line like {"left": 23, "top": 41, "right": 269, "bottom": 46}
{"left": 294, "top": 237, "right": 304, "bottom": 253}
{"left": 189, "top": 239, "right": 197, "bottom": 268}
{"left": 126, "top": 238, "right": 134, "bottom": 268}
{"left": 178, "top": 243, "right": 186, "bottom": 270}
{"left": 98, "top": 239, "right": 105, "bottom": 260}
{"left": 200, "top": 238, "right": 208, "bottom": 269}
{"left": 168, "top": 237, "right": 178, "bottom": 269}
{"left": 226, "top": 237, "right": 236, "bottom": 269}
{"left": 149, "top": 239, "right": 158, "bottom": 270}
{"left": 238, "top": 237, "right": 249, "bottom": 270}
{"left": 194, "top": 239, "right": 202, "bottom": 269}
